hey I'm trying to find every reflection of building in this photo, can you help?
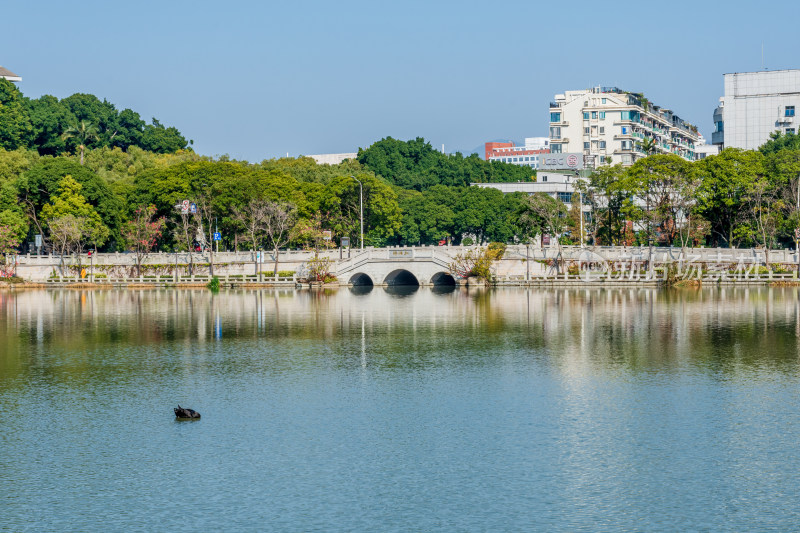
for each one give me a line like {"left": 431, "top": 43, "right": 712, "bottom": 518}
{"left": 712, "top": 69, "right": 800, "bottom": 150}
{"left": 0, "top": 66, "right": 21, "bottom": 82}
{"left": 549, "top": 86, "right": 699, "bottom": 166}
{"left": 484, "top": 138, "right": 550, "bottom": 169}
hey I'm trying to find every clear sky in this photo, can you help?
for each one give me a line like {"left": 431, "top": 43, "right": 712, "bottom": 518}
{"left": 2, "top": 0, "right": 798, "bottom": 161}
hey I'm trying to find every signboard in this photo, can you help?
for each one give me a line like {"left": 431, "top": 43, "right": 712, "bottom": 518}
{"left": 190, "top": 203, "right": 197, "bottom": 214}
{"left": 181, "top": 200, "right": 190, "bottom": 214}
{"left": 322, "top": 230, "right": 332, "bottom": 241}
{"left": 542, "top": 234, "right": 551, "bottom": 245}
{"left": 213, "top": 232, "right": 222, "bottom": 241}
{"left": 539, "top": 152, "right": 585, "bottom": 170}
{"left": 34, "top": 234, "right": 42, "bottom": 247}
{"left": 340, "top": 237, "right": 350, "bottom": 247}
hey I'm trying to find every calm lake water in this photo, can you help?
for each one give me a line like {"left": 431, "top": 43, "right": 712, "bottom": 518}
{"left": 2, "top": 286, "right": 800, "bottom": 531}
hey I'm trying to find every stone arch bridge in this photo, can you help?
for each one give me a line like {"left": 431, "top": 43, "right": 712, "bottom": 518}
{"left": 334, "top": 248, "right": 458, "bottom": 286}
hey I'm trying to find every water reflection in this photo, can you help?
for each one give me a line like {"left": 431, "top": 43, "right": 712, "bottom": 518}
{"left": 2, "top": 287, "right": 800, "bottom": 382}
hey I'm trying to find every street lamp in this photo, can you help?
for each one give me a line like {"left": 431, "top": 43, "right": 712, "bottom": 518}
{"left": 349, "top": 175, "right": 364, "bottom": 250}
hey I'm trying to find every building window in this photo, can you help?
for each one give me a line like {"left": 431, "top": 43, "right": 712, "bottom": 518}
{"left": 600, "top": 111, "right": 606, "bottom": 120}
{"left": 715, "top": 121, "right": 724, "bottom": 133}
{"left": 591, "top": 111, "right": 597, "bottom": 119}
{"left": 599, "top": 141, "right": 606, "bottom": 149}
{"left": 601, "top": 98, "right": 607, "bottom": 104}
{"left": 599, "top": 127, "right": 605, "bottom": 134}
{"left": 542, "top": 176, "right": 547, "bottom": 182}
{"left": 551, "top": 144, "right": 562, "bottom": 153}
{"left": 622, "top": 154, "right": 632, "bottom": 164}
{"left": 550, "top": 126, "right": 561, "bottom": 139}
{"left": 787, "top": 128, "right": 796, "bottom": 135}
{"left": 550, "top": 112, "right": 561, "bottom": 122}
{"left": 583, "top": 112, "right": 590, "bottom": 120}
{"left": 787, "top": 106, "right": 796, "bottom": 117}
{"left": 557, "top": 192, "right": 572, "bottom": 203}
{"left": 583, "top": 142, "right": 590, "bottom": 150}
{"left": 584, "top": 127, "right": 590, "bottom": 134}
{"left": 622, "top": 126, "right": 628, "bottom": 134}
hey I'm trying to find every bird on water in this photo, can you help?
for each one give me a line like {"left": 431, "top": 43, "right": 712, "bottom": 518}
{"left": 174, "top": 405, "right": 201, "bottom": 419}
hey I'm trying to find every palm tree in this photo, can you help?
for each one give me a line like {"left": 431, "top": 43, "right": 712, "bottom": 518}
{"left": 61, "top": 120, "right": 99, "bottom": 165}
{"left": 641, "top": 137, "right": 657, "bottom": 156}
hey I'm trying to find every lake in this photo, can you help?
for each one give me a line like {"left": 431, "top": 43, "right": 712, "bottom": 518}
{"left": 2, "top": 286, "right": 800, "bottom": 531}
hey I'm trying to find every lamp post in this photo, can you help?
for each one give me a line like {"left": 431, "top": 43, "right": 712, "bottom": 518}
{"left": 349, "top": 175, "right": 364, "bottom": 250}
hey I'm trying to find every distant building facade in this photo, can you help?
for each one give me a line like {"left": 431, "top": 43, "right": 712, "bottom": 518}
{"left": 694, "top": 135, "right": 720, "bottom": 160}
{"left": 0, "top": 66, "right": 21, "bottom": 82}
{"left": 712, "top": 69, "right": 800, "bottom": 150}
{"left": 307, "top": 153, "right": 357, "bottom": 165}
{"left": 484, "top": 137, "right": 550, "bottom": 169}
{"left": 473, "top": 170, "right": 591, "bottom": 226}
{"left": 549, "top": 87, "right": 699, "bottom": 167}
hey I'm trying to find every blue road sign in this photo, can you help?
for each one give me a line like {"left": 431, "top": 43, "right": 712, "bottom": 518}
{"left": 213, "top": 232, "right": 222, "bottom": 241}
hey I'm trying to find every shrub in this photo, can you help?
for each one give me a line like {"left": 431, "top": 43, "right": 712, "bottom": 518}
{"left": 207, "top": 276, "right": 220, "bottom": 292}
{"left": 461, "top": 237, "right": 474, "bottom": 246}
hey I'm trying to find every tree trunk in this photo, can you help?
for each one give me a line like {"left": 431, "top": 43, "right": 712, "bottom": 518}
{"left": 273, "top": 246, "right": 280, "bottom": 277}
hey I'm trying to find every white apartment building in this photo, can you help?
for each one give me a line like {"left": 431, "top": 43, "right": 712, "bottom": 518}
{"left": 485, "top": 137, "right": 550, "bottom": 169}
{"left": 712, "top": 69, "right": 800, "bottom": 150}
{"left": 549, "top": 87, "right": 699, "bottom": 166}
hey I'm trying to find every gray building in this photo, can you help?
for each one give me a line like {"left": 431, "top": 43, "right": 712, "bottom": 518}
{"left": 713, "top": 69, "right": 800, "bottom": 150}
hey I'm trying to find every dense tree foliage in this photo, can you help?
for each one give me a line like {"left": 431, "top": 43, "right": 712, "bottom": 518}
{"left": 0, "top": 79, "right": 189, "bottom": 156}
{"left": 357, "top": 137, "right": 534, "bottom": 190}
{"left": 4, "top": 78, "right": 800, "bottom": 257}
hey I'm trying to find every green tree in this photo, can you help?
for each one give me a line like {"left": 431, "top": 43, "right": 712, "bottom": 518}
{"left": 20, "top": 158, "right": 123, "bottom": 246}
{"left": 695, "top": 148, "right": 765, "bottom": 247}
{"left": 0, "top": 78, "right": 33, "bottom": 150}
{"left": 624, "top": 154, "right": 695, "bottom": 245}
{"left": 61, "top": 120, "right": 99, "bottom": 165}
{"left": 41, "top": 176, "right": 109, "bottom": 268}
{"left": 321, "top": 174, "right": 401, "bottom": 246}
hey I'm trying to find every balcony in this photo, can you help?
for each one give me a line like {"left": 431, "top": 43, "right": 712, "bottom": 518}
{"left": 711, "top": 131, "right": 724, "bottom": 145}
{"left": 549, "top": 102, "right": 562, "bottom": 108}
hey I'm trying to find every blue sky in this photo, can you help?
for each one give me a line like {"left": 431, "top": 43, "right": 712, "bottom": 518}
{"left": 2, "top": 0, "right": 798, "bottom": 161}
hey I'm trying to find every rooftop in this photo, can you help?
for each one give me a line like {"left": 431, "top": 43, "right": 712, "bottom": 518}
{"left": 0, "top": 66, "right": 21, "bottom": 82}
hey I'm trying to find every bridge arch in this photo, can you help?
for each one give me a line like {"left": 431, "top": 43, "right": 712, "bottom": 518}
{"left": 384, "top": 269, "right": 420, "bottom": 286}
{"left": 349, "top": 273, "right": 374, "bottom": 286}
{"left": 430, "top": 271, "right": 456, "bottom": 286}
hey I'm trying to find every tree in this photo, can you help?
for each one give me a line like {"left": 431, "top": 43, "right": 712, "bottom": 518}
{"left": 640, "top": 137, "right": 657, "bottom": 156}
{"left": 624, "top": 154, "right": 695, "bottom": 246}
{"left": 743, "top": 173, "right": 782, "bottom": 268}
{"left": 121, "top": 204, "right": 166, "bottom": 275}
{"left": 263, "top": 201, "right": 298, "bottom": 276}
{"left": 695, "top": 148, "right": 765, "bottom": 247}
{"left": 61, "top": 120, "right": 99, "bottom": 165}
{"left": 580, "top": 164, "right": 629, "bottom": 245}
{"left": 0, "top": 224, "right": 20, "bottom": 276}
{"left": 20, "top": 158, "right": 123, "bottom": 246}
{"left": 192, "top": 192, "right": 218, "bottom": 276}
{"left": 41, "top": 176, "right": 109, "bottom": 270}
{"left": 232, "top": 198, "right": 269, "bottom": 274}
{"left": 0, "top": 78, "right": 33, "bottom": 150}
{"left": 321, "top": 174, "right": 401, "bottom": 246}
{"left": 518, "top": 192, "right": 568, "bottom": 273}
